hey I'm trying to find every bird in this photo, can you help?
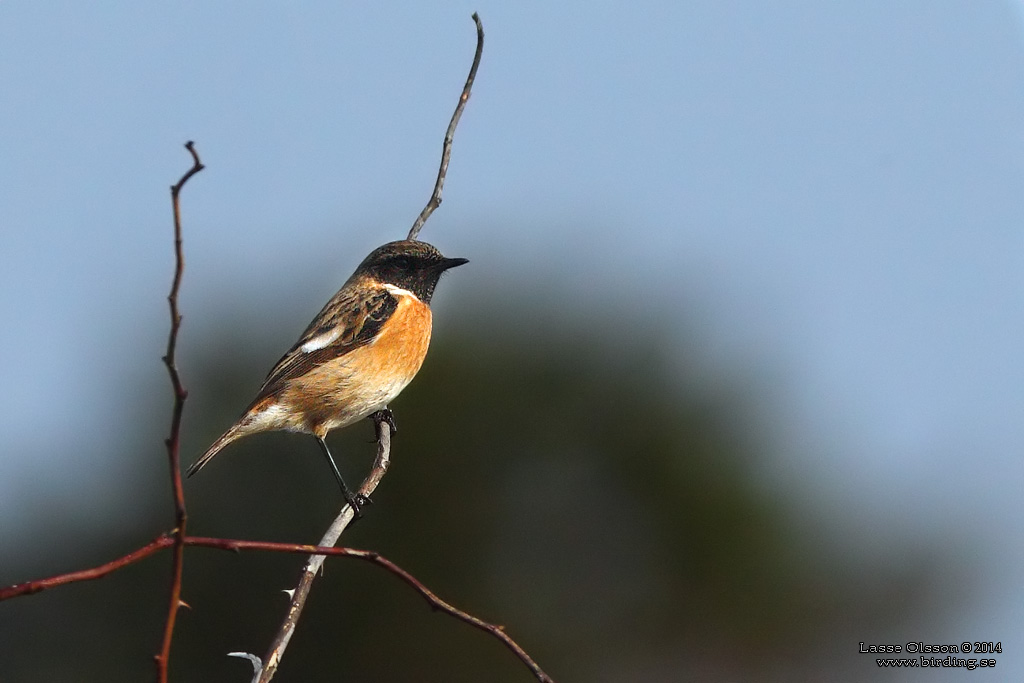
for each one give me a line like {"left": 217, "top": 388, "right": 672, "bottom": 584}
{"left": 186, "top": 239, "right": 467, "bottom": 511}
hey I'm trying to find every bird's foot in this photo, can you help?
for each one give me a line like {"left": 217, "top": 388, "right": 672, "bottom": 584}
{"left": 370, "top": 407, "right": 398, "bottom": 434}
{"left": 343, "top": 489, "right": 373, "bottom": 518}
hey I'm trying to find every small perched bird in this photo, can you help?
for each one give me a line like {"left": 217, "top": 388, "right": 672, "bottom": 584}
{"left": 186, "top": 239, "right": 467, "bottom": 509}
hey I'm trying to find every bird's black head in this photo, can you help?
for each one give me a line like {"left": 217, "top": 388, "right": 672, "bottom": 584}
{"left": 356, "top": 240, "right": 468, "bottom": 304}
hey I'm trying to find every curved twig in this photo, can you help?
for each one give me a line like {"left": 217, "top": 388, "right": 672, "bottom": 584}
{"left": 407, "top": 13, "right": 484, "bottom": 241}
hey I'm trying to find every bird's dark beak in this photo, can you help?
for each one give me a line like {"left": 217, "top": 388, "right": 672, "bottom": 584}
{"left": 440, "top": 257, "right": 469, "bottom": 271}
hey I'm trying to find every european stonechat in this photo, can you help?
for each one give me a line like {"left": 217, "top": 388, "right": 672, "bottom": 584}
{"left": 186, "top": 239, "right": 467, "bottom": 509}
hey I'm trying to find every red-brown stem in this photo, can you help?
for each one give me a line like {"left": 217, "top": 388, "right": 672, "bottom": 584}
{"left": 0, "top": 536, "right": 174, "bottom": 600}
{"left": 0, "top": 532, "right": 555, "bottom": 683}
{"left": 155, "top": 141, "right": 204, "bottom": 683}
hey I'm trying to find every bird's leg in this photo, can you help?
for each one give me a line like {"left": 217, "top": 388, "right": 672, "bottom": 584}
{"left": 316, "top": 436, "right": 370, "bottom": 515}
{"left": 369, "top": 406, "right": 398, "bottom": 434}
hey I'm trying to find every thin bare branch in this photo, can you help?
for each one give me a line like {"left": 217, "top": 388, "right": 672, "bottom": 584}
{"left": 186, "top": 536, "right": 554, "bottom": 682}
{"left": 257, "top": 418, "right": 392, "bottom": 682}
{"left": 156, "top": 140, "right": 204, "bottom": 683}
{"left": 0, "top": 536, "right": 174, "bottom": 600}
{"left": 350, "top": 549, "right": 553, "bottom": 682}
{"left": 0, "top": 526, "right": 555, "bottom": 683}
{"left": 407, "top": 13, "right": 484, "bottom": 241}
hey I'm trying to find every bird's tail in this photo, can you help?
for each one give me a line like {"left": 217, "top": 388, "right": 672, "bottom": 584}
{"left": 186, "top": 422, "right": 248, "bottom": 478}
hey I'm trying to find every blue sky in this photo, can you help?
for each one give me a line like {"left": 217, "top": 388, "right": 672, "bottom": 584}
{"left": 2, "top": 1, "right": 1022, "bottom": 676}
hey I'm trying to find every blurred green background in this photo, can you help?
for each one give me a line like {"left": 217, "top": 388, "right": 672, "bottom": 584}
{"left": 0, "top": 284, "right": 963, "bottom": 681}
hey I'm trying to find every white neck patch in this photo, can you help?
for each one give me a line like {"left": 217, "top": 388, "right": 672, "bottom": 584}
{"left": 382, "top": 283, "right": 420, "bottom": 301}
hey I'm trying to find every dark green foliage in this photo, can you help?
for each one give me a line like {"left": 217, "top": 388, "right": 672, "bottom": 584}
{"left": 0, "top": 300, "right": 954, "bottom": 682}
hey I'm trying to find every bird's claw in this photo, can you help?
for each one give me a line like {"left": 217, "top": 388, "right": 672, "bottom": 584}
{"left": 343, "top": 490, "right": 373, "bottom": 518}
{"left": 370, "top": 407, "right": 398, "bottom": 434}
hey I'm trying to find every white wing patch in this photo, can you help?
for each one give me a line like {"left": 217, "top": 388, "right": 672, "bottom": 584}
{"left": 300, "top": 327, "right": 341, "bottom": 353}
{"left": 300, "top": 285, "right": 416, "bottom": 355}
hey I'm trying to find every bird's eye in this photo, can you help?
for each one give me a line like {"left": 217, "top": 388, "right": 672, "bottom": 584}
{"left": 393, "top": 256, "right": 412, "bottom": 271}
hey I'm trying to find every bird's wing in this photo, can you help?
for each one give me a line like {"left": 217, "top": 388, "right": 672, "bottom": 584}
{"left": 255, "top": 286, "right": 398, "bottom": 398}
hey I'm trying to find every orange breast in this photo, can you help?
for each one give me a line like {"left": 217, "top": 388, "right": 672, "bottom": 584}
{"left": 347, "top": 294, "right": 433, "bottom": 390}
{"left": 280, "top": 294, "right": 433, "bottom": 434}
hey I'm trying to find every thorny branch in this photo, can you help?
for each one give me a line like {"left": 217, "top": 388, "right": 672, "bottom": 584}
{"left": 156, "top": 140, "right": 204, "bottom": 683}
{"left": 407, "top": 12, "right": 484, "bottom": 241}
{"left": 0, "top": 532, "right": 553, "bottom": 682}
